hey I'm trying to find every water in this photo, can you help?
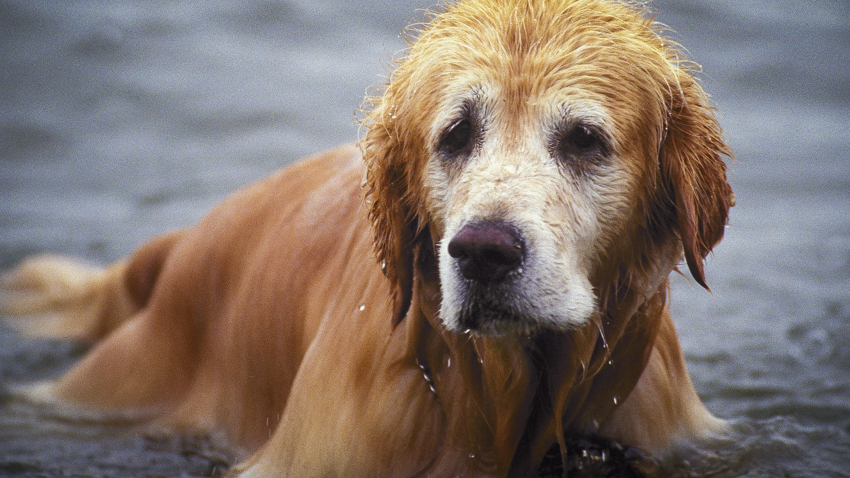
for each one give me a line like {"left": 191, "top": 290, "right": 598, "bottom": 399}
{"left": 1, "top": 0, "right": 848, "bottom": 476}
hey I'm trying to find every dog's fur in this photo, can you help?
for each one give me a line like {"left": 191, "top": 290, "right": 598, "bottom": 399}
{"left": 0, "top": 0, "right": 734, "bottom": 475}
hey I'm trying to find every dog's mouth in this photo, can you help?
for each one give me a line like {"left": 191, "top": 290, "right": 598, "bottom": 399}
{"left": 455, "top": 281, "right": 537, "bottom": 335}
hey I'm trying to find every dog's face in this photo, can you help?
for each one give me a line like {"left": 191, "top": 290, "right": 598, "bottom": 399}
{"left": 426, "top": 85, "right": 638, "bottom": 334}
{"left": 363, "top": 0, "right": 733, "bottom": 335}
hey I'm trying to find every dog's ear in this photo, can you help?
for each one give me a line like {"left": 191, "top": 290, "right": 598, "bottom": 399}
{"left": 361, "top": 95, "right": 418, "bottom": 327}
{"left": 659, "top": 70, "right": 734, "bottom": 290}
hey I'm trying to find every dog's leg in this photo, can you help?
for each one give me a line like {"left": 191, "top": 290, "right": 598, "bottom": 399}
{"left": 3, "top": 230, "right": 196, "bottom": 417}
{"left": 599, "top": 310, "right": 728, "bottom": 454}
{"left": 38, "top": 303, "right": 196, "bottom": 416}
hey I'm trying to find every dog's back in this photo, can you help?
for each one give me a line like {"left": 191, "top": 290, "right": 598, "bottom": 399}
{"left": 1, "top": 144, "right": 379, "bottom": 452}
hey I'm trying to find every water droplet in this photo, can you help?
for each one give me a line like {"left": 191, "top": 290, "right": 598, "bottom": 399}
{"left": 358, "top": 304, "right": 366, "bottom": 312}
{"left": 462, "top": 329, "right": 472, "bottom": 335}
{"left": 468, "top": 453, "right": 476, "bottom": 459}
{"left": 607, "top": 359, "right": 613, "bottom": 366}
{"left": 613, "top": 396, "right": 619, "bottom": 405}
{"left": 446, "top": 356, "right": 451, "bottom": 368}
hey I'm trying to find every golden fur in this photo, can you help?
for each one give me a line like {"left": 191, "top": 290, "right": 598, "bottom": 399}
{"left": 0, "top": 0, "right": 733, "bottom": 476}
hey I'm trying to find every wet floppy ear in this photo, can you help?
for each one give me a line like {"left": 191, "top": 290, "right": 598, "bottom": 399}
{"left": 362, "top": 100, "right": 415, "bottom": 327}
{"left": 660, "top": 71, "right": 734, "bottom": 290}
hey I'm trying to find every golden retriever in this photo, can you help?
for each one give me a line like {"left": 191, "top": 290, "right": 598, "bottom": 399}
{"left": 0, "top": 0, "right": 734, "bottom": 475}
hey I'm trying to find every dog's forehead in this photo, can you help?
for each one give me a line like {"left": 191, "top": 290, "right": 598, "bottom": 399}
{"left": 409, "top": 0, "right": 671, "bottom": 134}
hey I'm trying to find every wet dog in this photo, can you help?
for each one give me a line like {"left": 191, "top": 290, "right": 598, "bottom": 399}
{"left": 1, "top": 0, "right": 733, "bottom": 475}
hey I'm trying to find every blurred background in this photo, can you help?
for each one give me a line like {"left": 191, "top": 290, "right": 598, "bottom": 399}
{"left": 1, "top": 0, "right": 848, "bottom": 476}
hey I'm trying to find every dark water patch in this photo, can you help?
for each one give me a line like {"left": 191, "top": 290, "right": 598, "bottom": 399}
{"left": 137, "top": 190, "right": 174, "bottom": 208}
{"left": 655, "top": 0, "right": 850, "bottom": 107}
{"left": 787, "top": 302, "right": 850, "bottom": 369}
{"left": 218, "top": 1, "right": 301, "bottom": 35}
{"left": 0, "top": 385, "right": 235, "bottom": 477}
{"left": 0, "top": 326, "right": 89, "bottom": 384}
{"left": 745, "top": 402, "right": 850, "bottom": 426}
{"left": 0, "top": 461, "right": 42, "bottom": 476}
{"left": 239, "top": 0, "right": 296, "bottom": 28}
{"left": 177, "top": 109, "right": 297, "bottom": 138}
{"left": 216, "top": 0, "right": 427, "bottom": 43}
{"left": 0, "top": 1, "right": 53, "bottom": 37}
{"left": 0, "top": 404, "right": 233, "bottom": 478}
{"left": 662, "top": 417, "right": 850, "bottom": 478}
{"left": 686, "top": 351, "right": 734, "bottom": 366}
{"left": 0, "top": 123, "right": 67, "bottom": 160}
{"left": 713, "top": 384, "right": 787, "bottom": 401}
{"left": 71, "top": 22, "right": 128, "bottom": 59}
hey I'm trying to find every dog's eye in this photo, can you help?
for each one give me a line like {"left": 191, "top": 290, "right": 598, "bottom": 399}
{"left": 568, "top": 126, "right": 598, "bottom": 151}
{"left": 438, "top": 118, "right": 475, "bottom": 158}
{"left": 558, "top": 124, "right": 603, "bottom": 157}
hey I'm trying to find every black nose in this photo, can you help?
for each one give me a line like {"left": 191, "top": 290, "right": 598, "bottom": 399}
{"left": 447, "top": 222, "right": 524, "bottom": 283}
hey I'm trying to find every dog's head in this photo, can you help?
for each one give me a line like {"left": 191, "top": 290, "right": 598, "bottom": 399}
{"left": 362, "top": 0, "right": 732, "bottom": 334}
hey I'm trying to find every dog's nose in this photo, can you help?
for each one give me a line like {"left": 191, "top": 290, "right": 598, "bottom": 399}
{"left": 447, "top": 223, "right": 523, "bottom": 283}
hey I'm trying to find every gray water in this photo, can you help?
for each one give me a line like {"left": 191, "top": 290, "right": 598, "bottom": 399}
{"left": 1, "top": 0, "right": 848, "bottom": 476}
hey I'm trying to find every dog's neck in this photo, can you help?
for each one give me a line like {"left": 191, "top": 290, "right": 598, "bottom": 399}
{"left": 404, "top": 238, "right": 668, "bottom": 475}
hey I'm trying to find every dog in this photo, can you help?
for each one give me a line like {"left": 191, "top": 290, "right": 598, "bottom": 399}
{"left": 0, "top": 0, "right": 734, "bottom": 475}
